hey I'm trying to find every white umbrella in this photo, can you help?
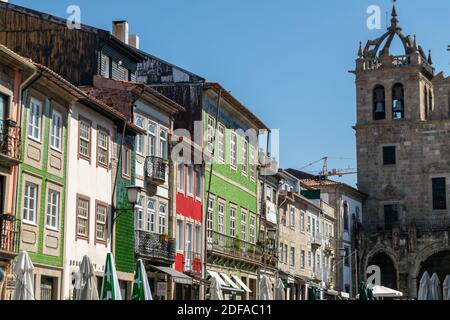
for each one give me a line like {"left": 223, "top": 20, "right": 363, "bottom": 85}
{"left": 75, "top": 255, "right": 99, "bottom": 300}
{"left": 99, "top": 253, "right": 122, "bottom": 300}
{"left": 209, "top": 277, "right": 224, "bottom": 300}
{"left": 443, "top": 275, "right": 450, "bottom": 301}
{"left": 12, "top": 251, "right": 35, "bottom": 300}
{"left": 274, "top": 278, "right": 285, "bottom": 300}
{"left": 131, "top": 259, "right": 152, "bottom": 300}
{"left": 429, "top": 273, "right": 442, "bottom": 300}
{"left": 370, "top": 285, "right": 403, "bottom": 298}
{"left": 418, "top": 271, "right": 431, "bottom": 300}
{"left": 259, "top": 275, "right": 273, "bottom": 300}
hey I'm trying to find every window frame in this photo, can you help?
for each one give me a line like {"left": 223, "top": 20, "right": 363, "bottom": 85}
{"left": 217, "top": 123, "right": 225, "bottom": 163}
{"left": 432, "top": 177, "right": 447, "bottom": 211}
{"left": 78, "top": 116, "right": 92, "bottom": 162}
{"left": 147, "top": 199, "right": 156, "bottom": 233}
{"left": 46, "top": 189, "right": 60, "bottom": 231}
{"left": 177, "top": 163, "right": 185, "bottom": 193}
{"left": 95, "top": 200, "right": 108, "bottom": 244}
{"left": 135, "top": 195, "right": 144, "bottom": 232}
{"left": 23, "top": 182, "right": 38, "bottom": 225}
{"left": 159, "top": 203, "right": 168, "bottom": 234}
{"left": 76, "top": 195, "right": 90, "bottom": 241}
{"left": 28, "top": 98, "right": 42, "bottom": 142}
{"left": 230, "top": 204, "right": 237, "bottom": 238}
{"left": 241, "top": 208, "right": 247, "bottom": 242}
{"left": 159, "top": 128, "right": 168, "bottom": 160}
{"left": 207, "top": 195, "right": 215, "bottom": 239}
{"left": 50, "top": 109, "right": 62, "bottom": 151}
{"left": 207, "top": 115, "right": 215, "bottom": 154}
{"left": 96, "top": 126, "right": 110, "bottom": 169}
{"left": 187, "top": 165, "right": 194, "bottom": 196}
{"left": 176, "top": 219, "right": 184, "bottom": 252}
{"left": 242, "top": 139, "right": 248, "bottom": 176}
{"left": 147, "top": 122, "right": 157, "bottom": 157}
{"left": 382, "top": 145, "right": 397, "bottom": 166}
{"left": 249, "top": 213, "right": 256, "bottom": 244}
{"left": 230, "top": 131, "right": 237, "bottom": 169}
{"left": 122, "top": 144, "right": 132, "bottom": 179}
{"left": 218, "top": 200, "right": 225, "bottom": 234}
{"left": 195, "top": 167, "right": 202, "bottom": 200}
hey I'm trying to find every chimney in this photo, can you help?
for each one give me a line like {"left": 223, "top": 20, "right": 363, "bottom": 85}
{"left": 112, "top": 21, "right": 129, "bottom": 45}
{"left": 129, "top": 34, "right": 140, "bottom": 49}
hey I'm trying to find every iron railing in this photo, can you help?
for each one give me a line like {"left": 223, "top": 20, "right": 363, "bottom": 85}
{"left": 0, "top": 119, "right": 21, "bottom": 162}
{"left": 207, "top": 231, "right": 263, "bottom": 263}
{"left": 184, "top": 252, "right": 202, "bottom": 274}
{"left": 144, "top": 156, "right": 167, "bottom": 183}
{"left": 135, "top": 230, "right": 175, "bottom": 263}
{"left": 0, "top": 214, "right": 19, "bottom": 254}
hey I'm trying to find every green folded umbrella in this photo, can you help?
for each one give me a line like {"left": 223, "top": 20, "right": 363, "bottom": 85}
{"left": 358, "top": 282, "right": 369, "bottom": 300}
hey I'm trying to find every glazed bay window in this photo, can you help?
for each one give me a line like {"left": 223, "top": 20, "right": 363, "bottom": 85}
{"left": 230, "top": 206, "right": 236, "bottom": 238}
{"left": 95, "top": 203, "right": 107, "bottom": 242}
{"left": 160, "top": 129, "right": 168, "bottom": 159}
{"left": 230, "top": 132, "right": 237, "bottom": 168}
{"left": 207, "top": 116, "right": 215, "bottom": 153}
{"left": 135, "top": 196, "right": 144, "bottom": 231}
{"left": 147, "top": 200, "right": 156, "bottom": 232}
{"left": 28, "top": 99, "right": 42, "bottom": 141}
{"left": 79, "top": 118, "right": 91, "bottom": 160}
{"left": 23, "top": 182, "right": 38, "bottom": 224}
{"left": 432, "top": 177, "right": 447, "bottom": 210}
{"left": 50, "top": 111, "right": 62, "bottom": 150}
{"left": 250, "top": 214, "right": 256, "bottom": 243}
{"left": 218, "top": 124, "right": 225, "bottom": 163}
{"left": 241, "top": 209, "right": 247, "bottom": 241}
{"left": 218, "top": 201, "right": 225, "bottom": 234}
{"left": 159, "top": 204, "right": 167, "bottom": 234}
{"left": 176, "top": 219, "right": 184, "bottom": 251}
{"left": 97, "top": 129, "right": 109, "bottom": 167}
{"left": 46, "top": 190, "right": 59, "bottom": 230}
{"left": 147, "top": 123, "right": 156, "bottom": 156}
{"left": 76, "top": 196, "right": 89, "bottom": 239}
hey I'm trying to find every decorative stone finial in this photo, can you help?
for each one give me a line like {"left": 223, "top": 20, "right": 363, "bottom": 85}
{"left": 358, "top": 42, "right": 363, "bottom": 58}
{"left": 428, "top": 50, "right": 433, "bottom": 64}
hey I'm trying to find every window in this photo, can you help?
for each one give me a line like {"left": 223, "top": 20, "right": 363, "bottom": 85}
{"left": 160, "top": 129, "right": 168, "bottom": 159}
{"left": 242, "top": 139, "right": 248, "bottom": 175}
{"left": 392, "top": 83, "right": 405, "bottom": 119}
{"left": 373, "top": 85, "right": 386, "bottom": 120}
{"left": 218, "top": 201, "right": 225, "bottom": 234}
{"left": 159, "top": 204, "right": 167, "bottom": 234}
{"left": 284, "top": 244, "right": 288, "bottom": 264}
{"left": 96, "top": 203, "right": 107, "bottom": 242}
{"left": 177, "top": 163, "right": 184, "bottom": 192}
{"left": 344, "top": 247, "right": 350, "bottom": 267}
{"left": 0, "top": 93, "right": 7, "bottom": 120}
{"left": 101, "top": 54, "right": 111, "bottom": 78}
{"left": 77, "top": 196, "right": 89, "bottom": 239}
{"left": 195, "top": 225, "right": 201, "bottom": 254}
{"left": 135, "top": 196, "right": 144, "bottom": 231}
{"left": 207, "top": 116, "right": 215, "bottom": 153}
{"left": 290, "top": 247, "right": 295, "bottom": 267}
{"left": 301, "top": 211, "right": 305, "bottom": 231}
{"left": 266, "top": 186, "right": 272, "bottom": 202}
{"left": 343, "top": 201, "right": 349, "bottom": 232}
{"left": 176, "top": 219, "right": 184, "bottom": 251}
{"left": 207, "top": 196, "right": 214, "bottom": 238}
{"left": 249, "top": 145, "right": 256, "bottom": 181}
{"left": 218, "top": 124, "right": 225, "bottom": 163}
{"left": 250, "top": 214, "right": 256, "bottom": 243}
{"left": 195, "top": 168, "right": 201, "bottom": 199}
{"left": 384, "top": 204, "right": 400, "bottom": 230}
{"left": 432, "top": 178, "right": 447, "bottom": 210}
{"left": 135, "top": 117, "right": 144, "bottom": 155}
{"left": 230, "top": 132, "right": 237, "bottom": 168}
{"left": 147, "top": 123, "right": 156, "bottom": 156}
{"left": 230, "top": 206, "right": 236, "bottom": 238}
{"left": 23, "top": 183, "right": 38, "bottom": 224}
{"left": 28, "top": 99, "right": 42, "bottom": 140}
{"left": 383, "top": 146, "right": 396, "bottom": 165}
{"left": 185, "top": 223, "right": 192, "bottom": 265}
{"left": 307, "top": 216, "right": 311, "bottom": 232}
{"left": 316, "top": 253, "right": 321, "bottom": 270}
{"left": 97, "top": 129, "right": 109, "bottom": 167}
{"left": 50, "top": 111, "right": 62, "bottom": 150}
{"left": 79, "top": 118, "right": 91, "bottom": 159}
{"left": 122, "top": 146, "right": 131, "bottom": 177}
{"left": 46, "top": 190, "right": 59, "bottom": 229}
{"left": 147, "top": 200, "right": 156, "bottom": 232}
{"left": 301, "top": 250, "right": 305, "bottom": 269}
{"left": 241, "top": 209, "right": 247, "bottom": 241}
{"left": 308, "top": 251, "right": 312, "bottom": 268}
{"left": 429, "top": 89, "right": 433, "bottom": 112}
{"left": 290, "top": 206, "right": 295, "bottom": 227}
{"left": 187, "top": 166, "right": 194, "bottom": 195}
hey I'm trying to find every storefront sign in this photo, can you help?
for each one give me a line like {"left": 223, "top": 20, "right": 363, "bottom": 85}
{"left": 156, "top": 282, "right": 167, "bottom": 297}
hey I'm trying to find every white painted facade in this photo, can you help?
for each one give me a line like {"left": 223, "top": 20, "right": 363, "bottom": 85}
{"left": 61, "top": 101, "right": 116, "bottom": 300}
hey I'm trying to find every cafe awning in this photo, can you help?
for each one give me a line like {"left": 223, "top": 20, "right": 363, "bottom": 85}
{"left": 220, "top": 273, "right": 240, "bottom": 290}
{"left": 150, "top": 265, "right": 193, "bottom": 285}
{"left": 232, "top": 275, "right": 252, "bottom": 293}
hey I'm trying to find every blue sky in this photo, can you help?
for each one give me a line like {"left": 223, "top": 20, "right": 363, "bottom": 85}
{"left": 12, "top": 0, "right": 450, "bottom": 186}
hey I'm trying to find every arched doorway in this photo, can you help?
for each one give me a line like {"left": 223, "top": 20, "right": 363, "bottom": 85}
{"left": 417, "top": 250, "right": 450, "bottom": 289}
{"left": 368, "top": 252, "right": 398, "bottom": 289}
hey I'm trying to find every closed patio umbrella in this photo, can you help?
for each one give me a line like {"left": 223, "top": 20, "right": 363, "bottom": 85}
{"left": 274, "top": 278, "right": 285, "bottom": 300}
{"left": 74, "top": 255, "right": 99, "bottom": 300}
{"left": 209, "top": 277, "right": 224, "bottom": 301}
{"left": 429, "top": 273, "right": 442, "bottom": 300}
{"left": 418, "top": 271, "right": 431, "bottom": 300}
{"left": 100, "top": 253, "right": 122, "bottom": 300}
{"left": 443, "top": 275, "right": 450, "bottom": 301}
{"left": 12, "top": 251, "right": 35, "bottom": 300}
{"left": 131, "top": 259, "right": 152, "bottom": 300}
{"left": 259, "top": 275, "right": 273, "bottom": 300}
{"left": 358, "top": 282, "right": 369, "bottom": 301}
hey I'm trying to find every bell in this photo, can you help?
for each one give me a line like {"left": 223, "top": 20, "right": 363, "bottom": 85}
{"left": 392, "top": 100, "right": 403, "bottom": 111}
{"left": 375, "top": 102, "right": 385, "bottom": 113}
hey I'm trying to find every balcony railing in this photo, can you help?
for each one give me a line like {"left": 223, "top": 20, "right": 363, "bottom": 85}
{"left": 135, "top": 230, "right": 175, "bottom": 263}
{"left": 311, "top": 234, "right": 322, "bottom": 250}
{"left": 144, "top": 156, "right": 167, "bottom": 184}
{"left": 184, "top": 252, "right": 202, "bottom": 274}
{"left": 207, "top": 231, "right": 263, "bottom": 263}
{"left": 0, "top": 119, "right": 21, "bottom": 163}
{"left": 0, "top": 214, "right": 19, "bottom": 255}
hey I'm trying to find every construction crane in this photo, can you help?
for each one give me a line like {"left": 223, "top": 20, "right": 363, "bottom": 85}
{"left": 299, "top": 156, "right": 357, "bottom": 180}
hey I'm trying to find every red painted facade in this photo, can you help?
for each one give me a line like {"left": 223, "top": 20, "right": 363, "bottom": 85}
{"left": 175, "top": 164, "right": 203, "bottom": 277}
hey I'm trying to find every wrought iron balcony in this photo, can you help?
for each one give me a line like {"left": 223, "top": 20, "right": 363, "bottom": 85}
{"left": 144, "top": 156, "right": 167, "bottom": 184}
{"left": 207, "top": 231, "right": 263, "bottom": 264}
{"left": 0, "top": 214, "right": 19, "bottom": 257}
{"left": 311, "top": 233, "right": 322, "bottom": 250}
{"left": 0, "top": 119, "right": 21, "bottom": 165}
{"left": 135, "top": 230, "right": 175, "bottom": 263}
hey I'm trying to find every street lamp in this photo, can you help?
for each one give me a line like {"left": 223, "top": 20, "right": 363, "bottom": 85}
{"left": 112, "top": 185, "right": 143, "bottom": 223}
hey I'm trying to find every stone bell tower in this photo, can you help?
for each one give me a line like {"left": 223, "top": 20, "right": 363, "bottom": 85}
{"left": 353, "top": 6, "right": 450, "bottom": 298}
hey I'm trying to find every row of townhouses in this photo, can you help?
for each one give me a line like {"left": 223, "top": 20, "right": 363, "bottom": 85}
{"left": 0, "top": 2, "right": 365, "bottom": 300}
